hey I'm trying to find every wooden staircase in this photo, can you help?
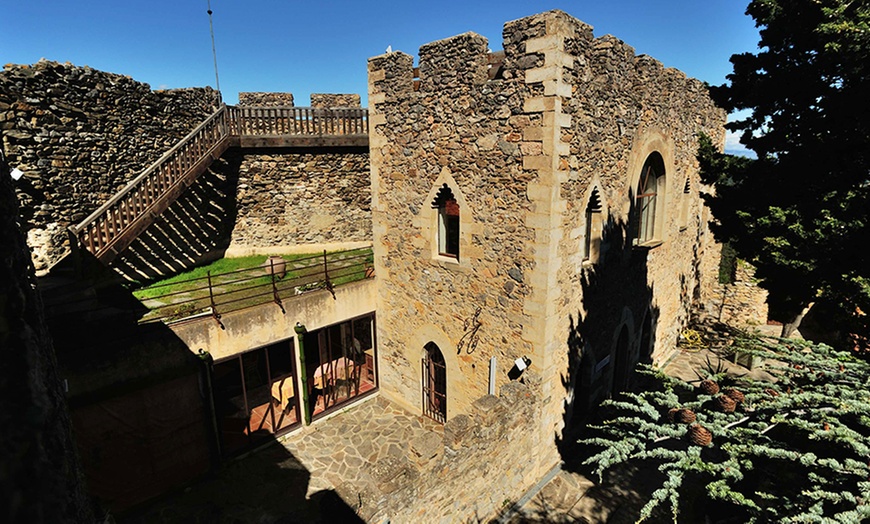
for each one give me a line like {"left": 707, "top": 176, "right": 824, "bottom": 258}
{"left": 66, "top": 104, "right": 368, "bottom": 266}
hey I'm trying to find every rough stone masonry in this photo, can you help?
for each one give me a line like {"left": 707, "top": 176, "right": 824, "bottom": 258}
{"left": 0, "top": 60, "right": 218, "bottom": 272}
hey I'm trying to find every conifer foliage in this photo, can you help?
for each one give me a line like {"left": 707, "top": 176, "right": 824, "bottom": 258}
{"left": 580, "top": 333, "right": 870, "bottom": 522}
{"left": 698, "top": 0, "right": 870, "bottom": 340}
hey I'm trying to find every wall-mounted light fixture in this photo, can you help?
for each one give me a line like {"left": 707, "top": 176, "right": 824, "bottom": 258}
{"left": 508, "top": 356, "right": 531, "bottom": 381}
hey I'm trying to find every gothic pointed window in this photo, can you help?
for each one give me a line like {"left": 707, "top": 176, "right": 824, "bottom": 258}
{"left": 432, "top": 184, "right": 459, "bottom": 259}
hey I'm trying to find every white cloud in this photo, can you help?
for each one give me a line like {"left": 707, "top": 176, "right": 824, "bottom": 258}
{"left": 724, "top": 129, "right": 745, "bottom": 151}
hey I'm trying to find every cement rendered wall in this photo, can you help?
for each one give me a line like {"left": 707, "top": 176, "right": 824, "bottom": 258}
{"left": 169, "top": 278, "right": 376, "bottom": 361}
{"left": 368, "top": 9, "right": 725, "bottom": 492}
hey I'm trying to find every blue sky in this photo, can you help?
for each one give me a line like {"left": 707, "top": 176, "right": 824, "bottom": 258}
{"left": 1, "top": 1, "right": 759, "bottom": 153}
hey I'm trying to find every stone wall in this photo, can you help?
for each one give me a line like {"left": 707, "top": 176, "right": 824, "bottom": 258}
{"left": 228, "top": 151, "right": 371, "bottom": 250}
{"left": 711, "top": 261, "right": 769, "bottom": 327}
{"left": 310, "top": 93, "right": 361, "bottom": 108}
{"left": 555, "top": 15, "right": 726, "bottom": 419}
{"left": 367, "top": 9, "right": 725, "bottom": 480}
{"left": 238, "top": 92, "right": 294, "bottom": 106}
{"left": 0, "top": 60, "right": 218, "bottom": 271}
{"left": 356, "top": 378, "right": 544, "bottom": 522}
{"left": 0, "top": 150, "right": 94, "bottom": 522}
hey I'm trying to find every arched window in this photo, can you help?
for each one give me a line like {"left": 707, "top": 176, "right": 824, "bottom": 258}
{"left": 432, "top": 184, "right": 460, "bottom": 259}
{"left": 422, "top": 342, "right": 447, "bottom": 423}
{"left": 635, "top": 153, "right": 665, "bottom": 245}
{"left": 583, "top": 187, "right": 603, "bottom": 264}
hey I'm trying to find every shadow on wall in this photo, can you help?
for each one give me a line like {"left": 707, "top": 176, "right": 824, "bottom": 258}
{"left": 42, "top": 265, "right": 215, "bottom": 514}
{"left": 111, "top": 152, "right": 243, "bottom": 282}
{"left": 119, "top": 437, "right": 364, "bottom": 524}
{"left": 556, "top": 209, "right": 660, "bottom": 458}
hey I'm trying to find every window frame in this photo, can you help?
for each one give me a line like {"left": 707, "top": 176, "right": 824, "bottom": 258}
{"left": 432, "top": 184, "right": 460, "bottom": 260}
{"left": 633, "top": 153, "right": 666, "bottom": 247}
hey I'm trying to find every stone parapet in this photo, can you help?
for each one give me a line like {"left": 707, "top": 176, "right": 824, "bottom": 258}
{"left": 710, "top": 262, "right": 769, "bottom": 327}
{"left": 365, "top": 380, "right": 545, "bottom": 522}
{"left": 310, "top": 93, "right": 360, "bottom": 108}
{"left": 237, "top": 91, "right": 294, "bottom": 106}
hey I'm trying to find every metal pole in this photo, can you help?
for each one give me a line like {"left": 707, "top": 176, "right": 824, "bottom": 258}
{"left": 207, "top": 0, "right": 221, "bottom": 93}
{"left": 295, "top": 322, "right": 311, "bottom": 425}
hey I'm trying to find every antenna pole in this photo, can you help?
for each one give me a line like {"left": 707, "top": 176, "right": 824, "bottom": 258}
{"left": 207, "top": 0, "right": 221, "bottom": 93}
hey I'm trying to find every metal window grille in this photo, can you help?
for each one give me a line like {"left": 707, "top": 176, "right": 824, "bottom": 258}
{"left": 422, "top": 345, "right": 447, "bottom": 423}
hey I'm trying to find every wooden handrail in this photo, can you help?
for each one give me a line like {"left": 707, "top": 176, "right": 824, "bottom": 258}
{"left": 70, "top": 105, "right": 230, "bottom": 237}
{"left": 67, "top": 104, "right": 369, "bottom": 263}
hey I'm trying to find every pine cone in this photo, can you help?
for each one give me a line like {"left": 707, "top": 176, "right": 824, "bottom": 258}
{"left": 675, "top": 408, "right": 696, "bottom": 424}
{"left": 699, "top": 379, "right": 720, "bottom": 395}
{"left": 764, "top": 388, "right": 779, "bottom": 397}
{"left": 667, "top": 408, "right": 680, "bottom": 422}
{"left": 723, "top": 387, "right": 745, "bottom": 403}
{"left": 688, "top": 424, "right": 713, "bottom": 446}
{"left": 716, "top": 394, "right": 737, "bottom": 413}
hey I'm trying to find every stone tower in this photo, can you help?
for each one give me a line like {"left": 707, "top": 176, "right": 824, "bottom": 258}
{"left": 369, "top": 10, "right": 724, "bottom": 473}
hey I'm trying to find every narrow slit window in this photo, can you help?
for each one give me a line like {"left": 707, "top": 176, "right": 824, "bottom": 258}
{"left": 679, "top": 178, "right": 691, "bottom": 230}
{"left": 583, "top": 187, "right": 602, "bottom": 263}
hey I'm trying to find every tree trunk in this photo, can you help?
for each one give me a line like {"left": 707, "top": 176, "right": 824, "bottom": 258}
{"left": 781, "top": 302, "right": 815, "bottom": 338}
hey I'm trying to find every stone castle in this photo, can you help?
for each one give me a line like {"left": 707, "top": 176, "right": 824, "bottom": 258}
{"left": 1, "top": 9, "right": 736, "bottom": 521}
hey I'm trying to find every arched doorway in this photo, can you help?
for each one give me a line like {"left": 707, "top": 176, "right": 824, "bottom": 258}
{"left": 422, "top": 342, "right": 447, "bottom": 423}
{"left": 612, "top": 326, "right": 631, "bottom": 395}
{"left": 639, "top": 312, "right": 654, "bottom": 364}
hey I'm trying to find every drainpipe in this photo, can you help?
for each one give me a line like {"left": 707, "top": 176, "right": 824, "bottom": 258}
{"left": 295, "top": 322, "right": 311, "bottom": 425}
